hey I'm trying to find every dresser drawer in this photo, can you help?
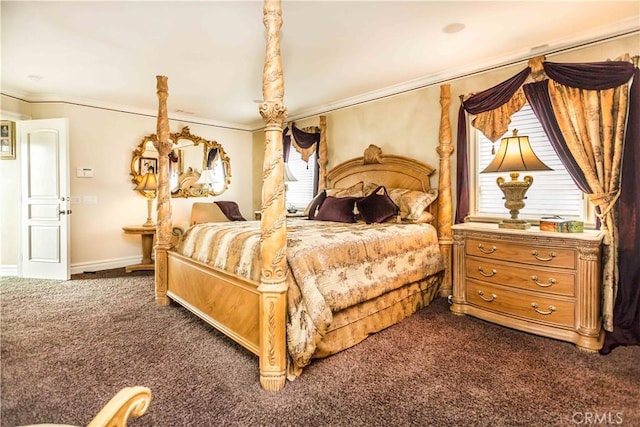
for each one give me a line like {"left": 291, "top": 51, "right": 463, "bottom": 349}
{"left": 466, "top": 238, "right": 575, "bottom": 269}
{"left": 466, "top": 257, "right": 575, "bottom": 296}
{"left": 466, "top": 280, "right": 574, "bottom": 328}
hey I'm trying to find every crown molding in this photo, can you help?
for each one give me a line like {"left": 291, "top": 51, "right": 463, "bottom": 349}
{"left": 281, "top": 22, "right": 639, "bottom": 127}
{"left": 0, "top": 89, "right": 253, "bottom": 132}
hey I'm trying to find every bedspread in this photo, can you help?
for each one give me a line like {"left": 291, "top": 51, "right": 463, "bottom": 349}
{"left": 177, "top": 218, "right": 444, "bottom": 373}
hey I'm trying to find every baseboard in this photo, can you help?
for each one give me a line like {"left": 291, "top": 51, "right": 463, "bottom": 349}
{"left": 1, "top": 265, "right": 18, "bottom": 277}
{"left": 70, "top": 256, "right": 141, "bottom": 275}
{"left": 1, "top": 257, "right": 143, "bottom": 278}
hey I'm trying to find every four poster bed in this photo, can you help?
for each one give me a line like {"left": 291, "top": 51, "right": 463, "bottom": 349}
{"left": 151, "top": 0, "right": 454, "bottom": 391}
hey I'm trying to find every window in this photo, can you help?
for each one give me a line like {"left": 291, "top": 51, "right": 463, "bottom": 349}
{"left": 285, "top": 149, "right": 317, "bottom": 210}
{"left": 473, "top": 104, "right": 588, "bottom": 222}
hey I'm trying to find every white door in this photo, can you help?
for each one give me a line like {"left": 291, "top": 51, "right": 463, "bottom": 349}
{"left": 19, "top": 119, "right": 70, "bottom": 280}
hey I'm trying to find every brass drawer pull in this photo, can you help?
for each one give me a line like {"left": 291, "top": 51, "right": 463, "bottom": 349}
{"left": 478, "top": 243, "right": 497, "bottom": 254}
{"left": 531, "top": 302, "right": 556, "bottom": 315}
{"left": 531, "top": 250, "right": 556, "bottom": 262}
{"left": 478, "top": 266, "right": 497, "bottom": 277}
{"left": 478, "top": 290, "right": 497, "bottom": 302}
{"left": 531, "top": 276, "right": 557, "bottom": 287}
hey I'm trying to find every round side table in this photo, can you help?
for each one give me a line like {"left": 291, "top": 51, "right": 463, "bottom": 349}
{"left": 122, "top": 225, "right": 156, "bottom": 272}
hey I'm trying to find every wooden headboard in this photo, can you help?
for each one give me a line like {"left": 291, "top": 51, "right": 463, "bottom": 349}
{"left": 325, "top": 144, "right": 439, "bottom": 224}
{"left": 326, "top": 144, "right": 436, "bottom": 192}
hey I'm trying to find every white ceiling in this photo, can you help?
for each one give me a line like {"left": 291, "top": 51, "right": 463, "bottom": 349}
{"left": 1, "top": 1, "right": 639, "bottom": 131}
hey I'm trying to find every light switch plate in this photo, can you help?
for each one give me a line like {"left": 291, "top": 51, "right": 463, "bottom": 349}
{"left": 76, "top": 167, "right": 94, "bottom": 178}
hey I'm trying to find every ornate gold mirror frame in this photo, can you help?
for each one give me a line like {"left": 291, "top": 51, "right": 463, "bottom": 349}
{"left": 130, "top": 126, "right": 231, "bottom": 198}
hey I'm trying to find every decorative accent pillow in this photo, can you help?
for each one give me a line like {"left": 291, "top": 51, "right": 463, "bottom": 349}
{"left": 303, "top": 190, "right": 327, "bottom": 220}
{"left": 356, "top": 186, "right": 399, "bottom": 224}
{"left": 214, "top": 201, "right": 246, "bottom": 221}
{"left": 401, "top": 210, "right": 434, "bottom": 224}
{"left": 366, "top": 182, "right": 438, "bottom": 221}
{"left": 314, "top": 196, "right": 358, "bottom": 223}
{"left": 363, "top": 181, "right": 381, "bottom": 196}
{"left": 392, "top": 188, "right": 438, "bottom": 221}
{"left": 326, "top": 181, "right": 364, "bottom": 198}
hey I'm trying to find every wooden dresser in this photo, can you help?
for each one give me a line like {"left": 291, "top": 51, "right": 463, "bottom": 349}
{"left": 450, "top": 222, "right": 604, "bottom": 352}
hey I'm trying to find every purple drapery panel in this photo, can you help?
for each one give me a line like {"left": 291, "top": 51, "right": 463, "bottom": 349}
{"left": 283, "top": 126, "right": 292, "bottom": 162}
{"left": 605, "top": 67, "right": 640, "bottom": 353}
{"left": 524, "top": 61, "right": 639, "bottom": 352}
{"left": 523, "top": 81, "right": 591, "bottom": 193}
{"left": 523, "top": 81, "right": 599, "bottom": 231}
{"left": 455, "top": 107, "right": 470, "bottom": 224}
{"left": 455, "top": 67, "right": 531, "bottom": 223}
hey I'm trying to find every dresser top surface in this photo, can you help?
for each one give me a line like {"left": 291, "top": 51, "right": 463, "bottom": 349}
{"left": 452, "top": 222, "right": 604, "bottom": 242}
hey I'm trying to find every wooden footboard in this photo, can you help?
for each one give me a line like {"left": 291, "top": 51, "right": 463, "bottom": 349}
{"left": 167, "top": 252, "right": 261, "bottom": 355}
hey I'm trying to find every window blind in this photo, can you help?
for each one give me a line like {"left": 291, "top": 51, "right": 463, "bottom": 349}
{"left": 285, "top": 150, "right": 317, "bottom": 210}
{"left": 476, "top": 104, "right": 584, "bottom": 220}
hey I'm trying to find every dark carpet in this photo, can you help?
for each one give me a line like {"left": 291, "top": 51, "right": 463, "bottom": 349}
{"left": 1, "top": 269, "right": 638, "bottom": 426}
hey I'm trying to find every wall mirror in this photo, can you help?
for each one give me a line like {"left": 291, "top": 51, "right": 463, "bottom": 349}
{"left": 130, "top": 126, "right": 231, "bottom": 198}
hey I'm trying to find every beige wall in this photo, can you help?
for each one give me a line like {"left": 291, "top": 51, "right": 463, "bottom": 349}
{"left": 1, "top": 98, "right": 253, "bottom": 274}
{"left": 2, "top": 33, "right": 637, "bottom": 274}
{"left": 251, "top": 131, "right": 264, "bottom": 217}
{"left": 251, "top": 34, "right": 639, "bottom": 213}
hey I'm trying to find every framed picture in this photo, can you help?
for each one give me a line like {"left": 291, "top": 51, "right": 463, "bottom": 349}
{"left": 139, "top": 157, "right": 158, "bottom": 175}
{"left": 0, "top": 120, "right": 16, "bottom": 160}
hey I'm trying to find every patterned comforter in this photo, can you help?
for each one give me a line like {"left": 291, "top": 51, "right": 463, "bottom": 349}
{"left": 177, "top": 218, "right": 444, "bottom": 373}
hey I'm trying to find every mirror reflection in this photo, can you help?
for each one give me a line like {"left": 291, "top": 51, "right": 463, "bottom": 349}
{"left": 130, "top": 126, "right": 231, "bottom": 198}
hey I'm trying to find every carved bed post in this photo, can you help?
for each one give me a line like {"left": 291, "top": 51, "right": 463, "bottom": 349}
{"left": 258, "top": 0, "right": 288, "bottom": 391}
{"left": 318, "top": 115, "right": 328, "bottom": 191}
{"left": 436, "top": 84, "right": 454, "bottom": 297}
{"left": 154, "top": 75, "right": 172, "bottom": 306}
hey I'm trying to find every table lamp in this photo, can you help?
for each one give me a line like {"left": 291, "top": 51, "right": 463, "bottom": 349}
{"left": 196, "top": 168, "right": 221, "bottom": 192}
{"left": 284, "top": 163, "right": 298, "bottom": 213}
{"left": 481, "top": 129, "right": 552, "bottom": 229}
{"left": 134, "top": 167, "right": 158, "bottom": 227}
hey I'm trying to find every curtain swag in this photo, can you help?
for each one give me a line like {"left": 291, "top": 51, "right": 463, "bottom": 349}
{"left": 282, "top": 122, "right": 323, "bottom": 196}
{"left": 455, "top": 54, "right": 639, "bottom": 352}
{"left": 283, "top": 123, "right": 320, "bottom": 164}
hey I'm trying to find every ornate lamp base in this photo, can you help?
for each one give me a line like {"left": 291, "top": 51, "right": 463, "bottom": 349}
{"left": 142, "top": 196, "right": 155, "bottom": 228}
{"left": 496, "top": 172, "right": 533, "bottom": 230}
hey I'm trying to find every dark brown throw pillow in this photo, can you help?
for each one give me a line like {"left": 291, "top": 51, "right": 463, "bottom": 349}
{"left": 314, "top": 196, "right": 358, "bottom": 223}
{"left": 356, "top": 186, "right": 399, "bottom": 224}
{"left": 214, "top": 201, "right": 247, "bottom": 221}
{"left": 304, "top": 190, "right": 327, "bottom": 220}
